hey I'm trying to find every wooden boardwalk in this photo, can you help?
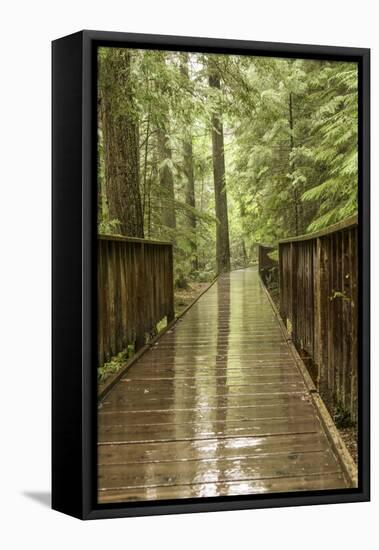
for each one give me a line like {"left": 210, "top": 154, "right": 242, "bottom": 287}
{"left": 98, "top": 268, "right": 349, "bottom": 503}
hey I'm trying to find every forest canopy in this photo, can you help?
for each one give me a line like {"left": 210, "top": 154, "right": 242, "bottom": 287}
{"left": 97, "top": 47, "right": 358, "bottom": 283}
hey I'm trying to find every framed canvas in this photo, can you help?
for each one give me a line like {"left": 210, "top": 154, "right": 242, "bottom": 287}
{"left": 52, "top": 30, "right": 370, "bottom": 520}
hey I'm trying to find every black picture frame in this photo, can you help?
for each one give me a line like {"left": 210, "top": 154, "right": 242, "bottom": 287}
{"left": 52, "top": 30, "right": 370, "bottom": 520}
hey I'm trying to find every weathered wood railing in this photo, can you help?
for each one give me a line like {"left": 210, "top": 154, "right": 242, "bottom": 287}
{"left": 98, "top": 235, "right": 174, "bottom": 367}
{"left": 279, "top": 216, "right": 358, "bottom": 421}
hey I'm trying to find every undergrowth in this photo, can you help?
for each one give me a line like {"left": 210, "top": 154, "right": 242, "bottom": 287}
{"left": 98, "top": 346, "right": 134, "bottom": 384}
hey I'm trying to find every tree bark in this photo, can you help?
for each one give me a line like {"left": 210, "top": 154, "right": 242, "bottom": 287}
{"left": 209, "top": 65, "right": 231, "bottom": 274}
{"left": 97, "top": 98, "right": 108, "bottom": 224}
{"left": 157, "top": 125, "right": 176, "bottom": 234}
{"left": 289, "top": 92, "right": 302, "bottom": 236}
{"left": 141, "top": 106, "right": 151, "bottom": 222}
{"left": 147, "top": 144, "right": 158, "bottom": 238}
{"left": 99, "top": 48, "right": 144, "bottom": 237}
{"left": 181, "top": 54, "right": 198, "bottom": 271}
{"left": 155, "top": 54, "right": 176, "bottom": 238}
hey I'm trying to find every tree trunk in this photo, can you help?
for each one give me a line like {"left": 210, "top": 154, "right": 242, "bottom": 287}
{"left": 209, "top": 66, "right": 231, "bottom": 274}
{"left": 141, "top": 106, "right": 151, "bottom": 223}
{"left": 180, "top": 54, "right": 198, "bottom": 271}
{"left": 157, "top": 124, "right": 176, "bottom": 234}
{"left": 99, "top": 48, "right": 144, "bottom": 237}
{"left": 242, "top": 240, "right": 248, "bottom": 266}
{"left": 147, "top": 144, "right": 158, "bottom": 238}
{"left": 289, "top": 92, "right": 302, "bottom": 236}
{"left": 97, "top": 98, "right": 108, "bottom": 224}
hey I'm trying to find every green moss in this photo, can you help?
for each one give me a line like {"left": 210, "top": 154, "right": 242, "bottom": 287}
{"left": 98, "top": 346, "right": 134, "bottom": 383}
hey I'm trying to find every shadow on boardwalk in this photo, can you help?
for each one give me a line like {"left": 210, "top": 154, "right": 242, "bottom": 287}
{"left": 98, "top": 268, "right": 349, "bottom": 503}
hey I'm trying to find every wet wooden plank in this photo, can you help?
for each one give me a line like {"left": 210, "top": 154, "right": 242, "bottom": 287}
{"left": 105, "top": 382, "right": 307, "bottom": 400}
{"left": 99, "top": 432, "right": 330, "bottom": 465}
{"left": 121, "top": 372, "right": 301, "bottom": 382}
{"left": 145, "top": 352, "right": 292, "bottom": 360}
{"left": 112, "top": 375, "right": 300, "bottom": 391}
{"left": 99, "top": 448, "right": 341, "bottom": 489}
{"left": 122, "top": 364, "right": 298, "bottom": 376}
{"left": 98, "top": 268, "right": 349, "bottom": 502}
{"left": 99, "top": 402, "right": 315, "bottom": 427}
{"left": 99, "top": 416, "right": 321, "bottom": 444}
{"left": 120, "top": 357, "right": 295, "bottom": 370}
{"left": 98, "top": 472, "right": 347, "bottom": 502}
{"left": 100, "top": 392, "right": 313, "bottom": 412}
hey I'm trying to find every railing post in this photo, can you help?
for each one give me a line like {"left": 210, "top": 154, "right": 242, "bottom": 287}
{"left": 289, "top": 242, "right": 297, "bottom": 339}
{"left": 314, "top": 237, "right": 329, "bottom": 401}
{"left": 135, "top": 241, "right": 145, "bottom": 351}
{"left": 98, "top": 241, "right": 105, "bottom": 367}
{"left": 167, "top": 245, "right": 175, "bottom": 322}
{"left": 279, "top": 244, "right": 284, "bottom": 320}
{"left": 350, "top": 227, "right": 358, "bottom": 422}
{"left": 108, "top": 241, "right": 116, "bottom": 357}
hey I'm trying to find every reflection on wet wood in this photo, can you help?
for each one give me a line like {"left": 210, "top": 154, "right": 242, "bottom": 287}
{"left": 99, "top": 473, "right": 347, "bottom": 503}
{"left": 100, "top": 449, "right": 339, "bottom": 489}
{"left": 98, "top": 268, "right": 349, "bottom": 503}
{"left": 99, "top": 433, "right": 329, "bottom": 464}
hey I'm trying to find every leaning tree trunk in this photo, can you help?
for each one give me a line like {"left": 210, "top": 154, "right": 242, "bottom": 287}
{"left": 180, "top": 53, "right": 198, "bottom": 272}
{"left": 99, "top": 48, "right": 144, "bottom": 238}
{"left": 209, "top": 65, "right": 231, "bottom": 274}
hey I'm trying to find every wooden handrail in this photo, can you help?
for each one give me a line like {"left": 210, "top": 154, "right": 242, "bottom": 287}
{"left": 278, "top": 214, "right": 357, "bottom": 244}
{"left": 98, "top": 234, "right": 173, "bottom": 246}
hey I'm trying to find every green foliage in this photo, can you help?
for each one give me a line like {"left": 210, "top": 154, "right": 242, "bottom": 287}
{"left": 302, "top": 65, "right": 358, "bottom": 231}
{"left": 98, "top": 348, "right": 133, "bottom": 383}
{"left": 268, "top": 249, "right": 279, "bottom": 262}
{"left": 98, "top": 218, "right": 120, "bottom": 235}
{"left": 97, "top": 50, "right": 358, "bottom": 283}
{"left": 175, "top": 268, "right": 189, "bottom": 289}
{"left": 334, "top": 401, "right": 355, "bottom": 429}
{"left": 329, "top": 290, "right": 350, "bottom": 302}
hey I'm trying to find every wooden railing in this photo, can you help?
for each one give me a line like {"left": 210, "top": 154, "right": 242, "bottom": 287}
{"left": 279, "top": 216, "right": 358, "bottom": 421}
{"left": 98, "top": 235, "right": 174, "bottom": 367}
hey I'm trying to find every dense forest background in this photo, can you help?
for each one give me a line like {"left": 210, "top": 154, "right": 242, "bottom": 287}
{"left": 97, "top": 48, "right": 358, "bottom": 285}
